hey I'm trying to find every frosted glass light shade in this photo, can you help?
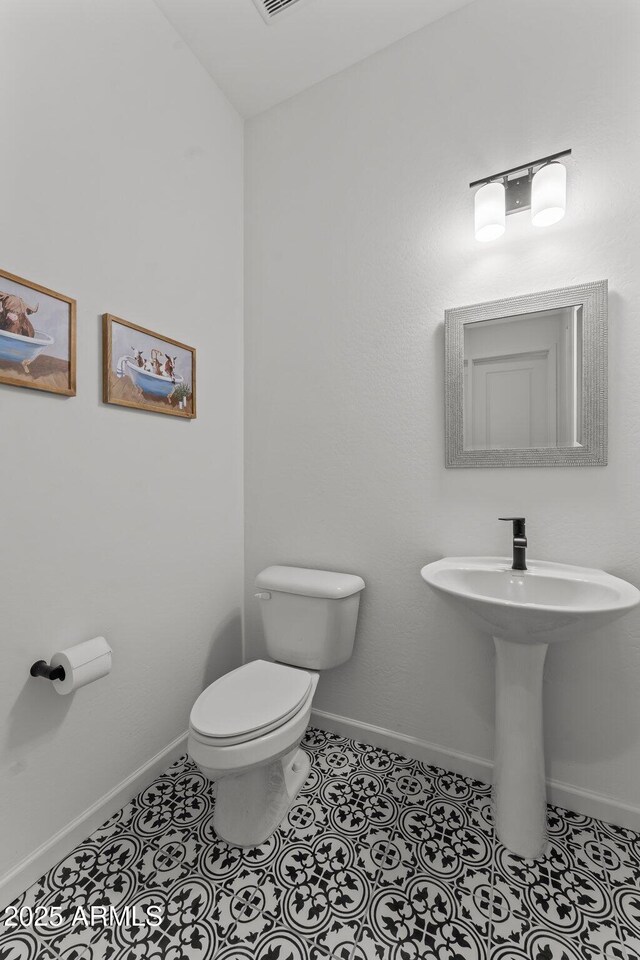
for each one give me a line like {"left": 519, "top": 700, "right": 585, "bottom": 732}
{"left": 474, "top": 181, "right": 505, "bottom": 242}
{"left": 531, "top": 162, "right": 566, "bottom": 226}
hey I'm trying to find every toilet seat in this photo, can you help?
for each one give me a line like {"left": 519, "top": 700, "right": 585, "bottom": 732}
{"left": 190, "top": 660, "right": 312, "bottom": 746}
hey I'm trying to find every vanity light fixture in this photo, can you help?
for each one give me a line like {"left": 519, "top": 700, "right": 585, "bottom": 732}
{"left": 471, "top": 149, "right": 571, "bottom": 241}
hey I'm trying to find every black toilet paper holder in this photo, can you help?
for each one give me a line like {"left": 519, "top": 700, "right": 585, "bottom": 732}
{"left": 30, "top": 660, "right": 66, "bottom": 682}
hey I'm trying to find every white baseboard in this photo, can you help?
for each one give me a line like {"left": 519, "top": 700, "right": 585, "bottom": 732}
{"left": 312, "top": 708, "right": 493, "bottom": 781}
{"left": 0, "top": 731, "right": 188, "bottom": 910}
{"left": 311, "top": 708, "right": 640, "bottom": 832}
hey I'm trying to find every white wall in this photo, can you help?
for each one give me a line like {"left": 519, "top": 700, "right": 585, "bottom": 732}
{"left": 245, "top": 0, "right": 640, "bottom": 809}
{"left": 0, "top": 0, "right": 243, "bottom": 878}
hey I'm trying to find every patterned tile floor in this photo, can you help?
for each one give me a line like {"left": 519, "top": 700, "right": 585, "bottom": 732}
{"left": 1, "top": 728, "right": 639, "bottom": 959}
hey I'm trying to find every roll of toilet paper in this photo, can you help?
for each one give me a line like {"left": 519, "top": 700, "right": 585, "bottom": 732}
{"left": 50, "top": 636, "right": 112, "bottom": 696}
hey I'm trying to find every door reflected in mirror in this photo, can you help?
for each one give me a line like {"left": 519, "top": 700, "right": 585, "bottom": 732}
{"left": 463, "top": 307, "right": 583, "bottom": 451}
{"left": 444, "top": 281, "right": 607, "bottom": 468}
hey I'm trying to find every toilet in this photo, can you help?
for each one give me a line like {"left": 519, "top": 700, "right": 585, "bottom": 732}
{"left": 188, "top": 565, "right": 365, "bottom": 847}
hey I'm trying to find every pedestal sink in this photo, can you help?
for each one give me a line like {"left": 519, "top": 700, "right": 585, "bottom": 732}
{"left": 420, "top": 557, "right": 640, "bottom": 858}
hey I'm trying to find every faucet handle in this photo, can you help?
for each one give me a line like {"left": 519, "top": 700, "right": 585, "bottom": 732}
{"left": 499, "top": 517, "right": 526, "bottom": 538}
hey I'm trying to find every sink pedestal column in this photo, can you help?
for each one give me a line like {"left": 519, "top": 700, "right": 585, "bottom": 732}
{"left": 493, "top": 637, "right": 549, "bottom": 859}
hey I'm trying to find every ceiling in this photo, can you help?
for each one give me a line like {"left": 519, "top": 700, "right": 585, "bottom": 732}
{"left": 153, "top": 0, "right": 477, "bottom": 118}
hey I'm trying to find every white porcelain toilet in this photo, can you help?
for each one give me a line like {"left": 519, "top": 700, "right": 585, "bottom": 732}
{"left": 188, "top": 565, "right": 365, "bottom": 847}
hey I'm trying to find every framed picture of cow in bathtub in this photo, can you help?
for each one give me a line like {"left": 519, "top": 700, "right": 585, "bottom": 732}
{"left": 0, "top": 268, "right": 76, "bottom": 396}
{"left": 102, "top": 313, "right": 196, "bottom": 419}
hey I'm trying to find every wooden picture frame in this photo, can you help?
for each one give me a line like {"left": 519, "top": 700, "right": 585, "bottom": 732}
{"left": 103, "top": 313, "right": 196, "bottom": 419}
{"left": 0, "top": 268, "right": 76, "bottom": 396}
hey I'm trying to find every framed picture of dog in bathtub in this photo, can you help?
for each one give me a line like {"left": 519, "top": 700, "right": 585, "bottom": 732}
{"left": 0, "top": 267, "right": 76, "bottom": 396}
{"left": 102, "top": 314, "right": 196, "bottom": 419}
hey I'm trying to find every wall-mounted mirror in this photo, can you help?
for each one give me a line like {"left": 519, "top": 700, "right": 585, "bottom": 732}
{"left": 445, "top": 281, "right": 607, "bottom": 467}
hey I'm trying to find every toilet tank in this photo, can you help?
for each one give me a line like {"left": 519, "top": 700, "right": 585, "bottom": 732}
{"left": 254, "top": 566, "right": 365, "bottom": 670}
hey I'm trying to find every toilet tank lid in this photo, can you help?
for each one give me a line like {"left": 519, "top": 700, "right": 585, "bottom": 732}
{"left": 256, "top": 565, "right": 365, "bottom": 598}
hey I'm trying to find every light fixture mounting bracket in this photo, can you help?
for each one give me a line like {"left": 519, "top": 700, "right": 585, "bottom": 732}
{"left": 505, "top": 173, "right": 532, "bottom": 215}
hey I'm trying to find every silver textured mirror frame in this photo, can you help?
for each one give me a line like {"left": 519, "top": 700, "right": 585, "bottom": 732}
{"left": 445, "top": 280, "right": 608, "bottom": 467}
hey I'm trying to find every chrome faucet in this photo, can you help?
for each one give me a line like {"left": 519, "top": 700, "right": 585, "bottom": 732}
{"left": 499, "top": 517, "right": 527, "bottom": 571}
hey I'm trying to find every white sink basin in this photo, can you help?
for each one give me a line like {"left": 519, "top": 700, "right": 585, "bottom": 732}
{"left": 420, "top": 555, "right": 639, "bottom": 859}
{"left": 421, "top": 556, "right": 640, "bottom": 642}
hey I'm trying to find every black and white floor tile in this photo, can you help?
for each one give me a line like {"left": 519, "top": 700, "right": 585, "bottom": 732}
{"left": 1, "top": 727, "right": 639, "bottom": 960}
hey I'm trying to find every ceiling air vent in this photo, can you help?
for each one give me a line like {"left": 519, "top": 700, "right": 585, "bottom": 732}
{"left": 251, "top": 0, "right": 305, "bottom": 24}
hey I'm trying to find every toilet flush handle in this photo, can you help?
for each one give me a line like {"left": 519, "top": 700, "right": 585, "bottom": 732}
{"left": 254, "top": 591, "right": 271, "bottom": 600}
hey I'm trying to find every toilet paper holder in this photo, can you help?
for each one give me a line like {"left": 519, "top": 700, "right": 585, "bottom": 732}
{"left": 29, "top": 637, "right": 111, "bottom": 695}
{"left": 30, "top": 660, "right": 66, "bottom": 682}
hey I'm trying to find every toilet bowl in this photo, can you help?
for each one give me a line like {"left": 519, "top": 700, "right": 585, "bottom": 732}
{"left": 188, "top": 565, "right": 365, "bottom": 847}
{"left": 188, "top": 659, "right": 319, "bottom": 846}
